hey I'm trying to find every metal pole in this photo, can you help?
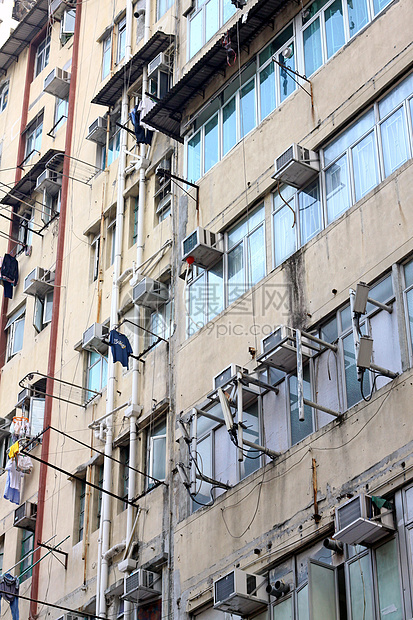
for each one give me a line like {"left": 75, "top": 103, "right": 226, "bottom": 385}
{"left": 370, "top": 363, "right": 398, "bottom": 379}
{"left": 190, "top": 409, "right": 197, "bottom": 495}
{"left": 301, "top": 330, "right": 338, "bottom": 352}
{"left": 242, "top": 438, "right": 280, "bottom": 459}
{"left": 349, "top": 289, "right": 362, "bottom": 381}
{"left": 237, "top": 373, "right": 243, "bottom": 462}
{"left": 296, "top": 330, "right": 305, "bottom": 422}
{"left": 366, "top": 297, "right": 392, "bottom": 313}
{"left": 303, "top": 398, "right": 340, "bottom": 417}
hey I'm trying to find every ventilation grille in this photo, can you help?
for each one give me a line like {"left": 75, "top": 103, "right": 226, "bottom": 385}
{"left": 215, "top": 571, "right": 235, "bottom": 603}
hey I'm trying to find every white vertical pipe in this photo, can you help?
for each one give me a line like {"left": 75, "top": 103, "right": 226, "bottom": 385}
{"left": 190, "top": 410, "right": 197, "bottom": 495}
{"left": 296, "top": 329, "right": 305, "bottom": 422}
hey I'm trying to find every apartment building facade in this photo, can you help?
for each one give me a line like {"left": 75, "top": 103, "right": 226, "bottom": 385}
{"left": 0, "top": 0, "right": 411, "bottom": 619}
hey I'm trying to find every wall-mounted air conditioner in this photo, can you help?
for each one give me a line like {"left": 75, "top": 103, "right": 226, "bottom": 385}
{"left": 148, "top": 53, "right": 169, "bottom": 78}
{"left": 23, "top": 267, "right": 55, "bottom": 297}
{"left": 35, "top": 169, "right": 62, "bottom": 195}
{"left": 182, "top": 227, "right": 223, "bottom": 269}
{"left": 14, "top": 501, "right": 37, "bottom": 531}
{"left": 132, "top": 277, "right": 169, "bottom": 308}
{"left": 213, "top": 365, "right": 248, "bottom": 391}
{"left": 56, "top": 614, "right": 80, "bottom": 620}
{"left": 82, "top": 323, "right": 109, "bottom": 353}
{"left": 86, "top": 117, "right": 107, "bottom": 145}
{"left": 257, "top": 325, "right": 312, "bottom": 373}
{"left": 272, "top": 143, "right": 319, "bottom": 189}
{"left": 43, "top": 67, "right": 71, "bottom": 99}
{"left": 213, "top": 568, "right": 268, "bottom": 615}
{"left": 333, "top": 493, "right": 395, "bottom": 546}
{"left": 123, "top": 569, "right": 162, "bottom": 602}
{"left": 16, "top": 387, "right": 31, "bottom": 409}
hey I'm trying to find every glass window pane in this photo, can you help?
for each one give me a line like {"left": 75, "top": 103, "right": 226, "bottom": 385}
{"left": 223, "top": 97, "right": 237, "bottom": 155}
{"left": 348, "top": 555, "right": 374, "bottom": 620}
{"left": 352, "top": 132, "right": 379, "bottom": 201}
{"left": 366, "top": 274, "right": 392, "bottom": 311}
{"left": 188, "top": 131, "right": 201, "bottom": 182}
{"left": 205, "top": 0, "right": 219, "bottom": 42}
{"left": 274, "top": 204, "right": 296, "bottom": 266}
{"left": 248, "top": 225, "right": 265, "bottom": 285}
{"left": 30, "top": 398, "right": 45, "bottom": 436}
{"left": 405, "top": 260, "right": 413, "bottom": 288}
{"left": 303, "top": 18, "right": 322, "bottom": 77}
{"left": 347, "top": 0, "right": 369, "bottom": 37}
{"left": 208, "top": 260, "right": 224, "bottom": 320}
{"left": 260, "top": 63, "right": 276, "bottom": 120}
{"left": 326, "top": 155, "right": 350, "bottom": 222}
{"left": 204, "top": 114, "right": 219, "bottom": 172}
{"left": 320, "top": 316, "right": 338, "bottom": 343}
{"left": 299, "top": 180, "right": 321, "bottom": 245}
{"left": 240, "top": 78, "right": 256, "bottom": 138}
{"left": 324, "top": 109, "right": 375, "bottom": 165}
{"left": 188, "top": 273, "right": 206, "bottom": 336}
{"left": 379, "top": 74, "right": 413, "bottom": 119}
{"left": 223, "top": 0, "right": 236, "bottom": 22}
{"left": 101, "top": 357, "right": 108, "bottom": 389}
{"left": 289, "top": 367, "right": 313, "bottom": 445}
{"left": 273, "top": 596, "right": 293, "bottom": 619}
{"left": 228, "top": 243, "right": 245, "bottom": 303}
{"left": 194, "top": 435, "right": 212, "bottom": 505}
{"left": 325, "top": 0, "right": 345, "bottom": 58}
{"left": 228, "top": 218, "right": 247, "bottom": 249}
{"left": 340, "top": 304, "right": 352, "bottom": 332}
{"left": 44, "top": 292, "right": 53, "bottom": 323}
{"left": 88, "top": 360, "right": 101, "bottom": 392}
{"left": 240, "top": 402, "right": 260, "bottom": 479}
{"left": 308, "top": 561, "right": 337, "bottom": 620}
{"left": 297, "top": 584, "right": 309, "bottom": 620}
{"left": 279, "top": 43, "right": 296, "bottom": 103}
{"left": 376, "top": 539, "right": 403, "bottom": 620}
{"left": 189, "top": 10, "right": 203, "bottom": 58}
{"left": 13, "top": 318, "right": 25, "bottom": 354}
{"left": 380, "top": 108, "right": 408, "bottom": 177}
{"left": 373, "top": 0, "right": 392, "bottom": 14}
{"left": 405, "top": 288, "right": 413, "bottom": 349}
{"left": 152, "top": 436, "right": 166, "bottom": 480}
{"left": 343, "top": 332, "right": 369, "bottom": 408}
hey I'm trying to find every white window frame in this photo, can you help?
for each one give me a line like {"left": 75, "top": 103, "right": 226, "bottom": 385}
{"left": 108, "top": 218, "right": 116, "bottom": 266}
{"left": 87, "top": 350, "right": 108, "bottom": 395}
{"left": 117, "top": 17, "right": 126, "bottom": 63}
{"left": 24, "top": 117, "right": 43, "bottom": 162}
{"left": 91, "top": 234, "right": 100, "bottom": 281}
{"left": 188, "top": 0, "right": 236, "bottom": 60}
{"left": 146, "top": 419, "right": 167, "bottom": 488}
{"left": 0, "top": 80, "right": 9, "bottom": 112}
{"left": 102, "top": 33, "right": 112, "bottom": 79}
{"left": 60, "top": 8, "right": 75, "bottom": 44}
{"left": 5, "top": 306, "right": 25, "bottom": 360}
{"left": 34, "top": 35, "right": 50, "bottom": 77}
{"left": 33, "top": 290, "right": 54, "bottom": 333}
{"left": 42, "top": 189, "right": 61, "bottom": 225}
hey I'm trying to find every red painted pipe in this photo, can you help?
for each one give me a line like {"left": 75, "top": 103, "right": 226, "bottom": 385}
{"left": 29, "top": 2, "right": 83, "bottom": 617}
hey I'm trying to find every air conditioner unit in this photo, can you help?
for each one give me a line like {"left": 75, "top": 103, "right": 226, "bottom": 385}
{"left": 50, "top": 0, "right": 76, "bottom": 20}
{"left": 35, "top": 168, "right": 62, "bottom": 195}
{"left": 148, "top": 53, "right": 168, "bottom": 77}
{"left": 23, "top": 267, "right": 55, "bottom": 297}
{"left": 16, "top": 387, "right": 31, "bottom": 408}
{"left": 333, "top": 493, "right": 395, "bottom": 546}
{"left": 213, "top": 365, "right": 248, "bottom": 391}
{"left": 272, "top": 143, "right": 319, "bottom": 189}
{"left": 43, "top": 67, "right": 71, "bottom": 99}
{"left": 132, "top": 277, "right": 169, "bottom": 308}
{"left": 182, "top": 227, "right": 223, "bottom": 269}
{"left": 123, "top": 569, "right": 162, "bottom": 603}
{"left": 213, "top": 568, "right": 268, "bottom": 615}
{"left": 257, "top": 325, "right": 312, "bottom": 373}
{"left": 82, "top": 323, "right": 109, "bottom": 353}
{"left": 86, "top": 117, "right": 107, "bottom": 145}
{"left": 14, "top": 501, "right": 37, "bottom": 531}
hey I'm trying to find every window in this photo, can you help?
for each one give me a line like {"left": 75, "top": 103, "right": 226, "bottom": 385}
{"left": 119, "top": 445, "right": 129, "bottom": 510}
{"left": 108, "top": 219, "right": 116, "bottom": 266}
{"left": 24, "top": 116, "right": 43, "bottom": 162}
{"left": 323, "top": 72, "right": 413, "bottom": 223}
{"left": 100, "top": 113, "right": 121, "bottom": 168}
{"left": 157, "top": 0, "right": 173, "bottom": 20}
{"left": 33, "top": 290, "right": 54, "bottom": 333}
{"left": 42, "top": 189, "right": 61, "bottom": 225}
{"left": 20, "top": 529, "right": 34, "bottom": 582}
{"left": 188, "top": 0, "right": 236, "bottom": 59}
{"left": 34, "top": 35, "right": 50, "bottom": 77}
{"left": 146, "top": 419, "right": 167, "bottom": 489}
{"left": 77, "top": 478, "right": 86, "bottom": 543}
{"left": 0, "top": 80, "right": 9, "bottom": 112}
{"left": 16, "top": 207, "right": 34, "bottom": 250}
{"left": 102, "top": 34, "right": 112, "bottom": 79}
{"left": 54, "top": 98, "right": 68, "bottom": 133}
{"left": 149, "top": 297, "right": 172, "bottom": 345}
{"left": 96, "top": 464, "right": 104, "bottom": 529}
{"left": 5, "top": 306, "right": 25, "bottom": 360}
{"left": 186, "top": 204, "right": 265, "bottom": 337}
{"left": 403, "top": 258, "right": 413, "bottom": 359}
{"left": 0, "top": 535, "right": 4, "bottom": 574}
{"left": 301, "top": 0, "right": 393, "bottom": 78}
{"left": 117, "top": 18, "right": 126, "bottom": 63}
{"left": 29, "top": 397, "right": 45, "bottom": 437}
{"left": 154, "top": 158, "right": 172, "bottom": 222}
{"left": 87, "top": 350, "right": 108, "bottom": 398}
{"left": 60, "top": 9, "right": 75, "bottom": 45}
{"left": 91, "top": 234, "right": 100, "bottom": 282}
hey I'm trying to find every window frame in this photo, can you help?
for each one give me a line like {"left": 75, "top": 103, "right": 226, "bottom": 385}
{"left": 102, "top": 33, "right": 112, "bottom": 80}
{"left": 5, "top": 306, "right": 25, "bottom": 360}
{"left": 20, "top": 529, "right": 34, "bottom": 582}
{"left": 146, "top": 419, "right": 167, "bottom": 489}
{"left": 117, "top": 17, "right": 126, "bottom": 64}
{"left": 34, "top": 35, "right": 50, "bottom": 78}
{"left": 91, "top": 234, "right": 100, "bottom": 282}
{"left": 86, "top": 349, "right": 108, "bottom": 397}
{"left": 24, "top": 116, "right": 43, "bottom": 163}
{"left": 0, "top": 79, "right": 9, "bottom": 112}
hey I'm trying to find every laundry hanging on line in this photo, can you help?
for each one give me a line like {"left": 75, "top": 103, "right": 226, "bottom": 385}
{"left": 0, "top": 573, "right": 19, "bottom": 620}
{"left": 3, "top": 459, "right": 24, "bottom": 505}
{"left": 0, "top": 254, "right": 19, "bottom": 299}
{"left": 129, "top": 104, "right": 153, "bottom": 145}
{"left": 108, "top": 329, "right": 133, "bottom": 370}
